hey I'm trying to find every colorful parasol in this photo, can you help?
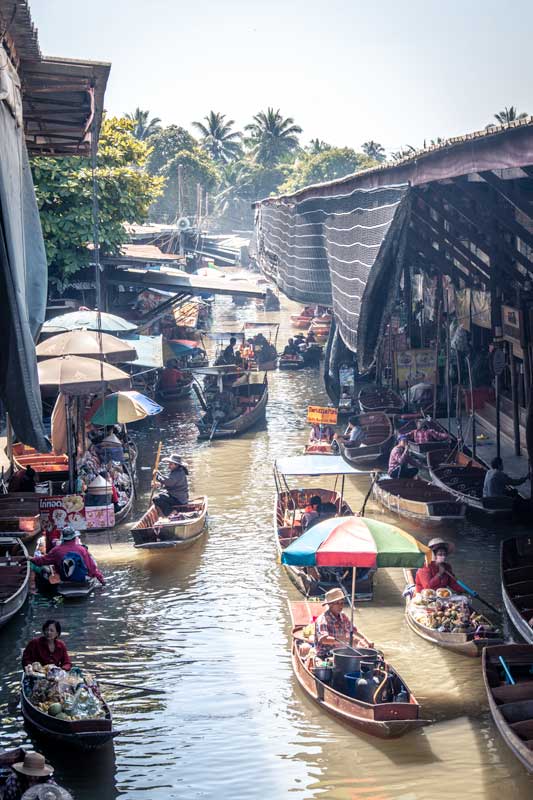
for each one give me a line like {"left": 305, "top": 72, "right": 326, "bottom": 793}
{"left": 164, "top": 339, "right": 203, "bottom": 359}
{"left": 281, "top": 516, "right": 430, "bottom": 569}
{"left": 38, "top": 355, "right": 132, "bottom": 395}
{"left": 90, "top": 391, "right": 163, "bottom": 425}
{"left": 36, "top": 330, "right": 138, "bottom": 363}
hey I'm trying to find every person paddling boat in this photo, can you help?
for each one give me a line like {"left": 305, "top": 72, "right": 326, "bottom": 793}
{"left": 414, "top": 538, "right": 462, "bottom": 594}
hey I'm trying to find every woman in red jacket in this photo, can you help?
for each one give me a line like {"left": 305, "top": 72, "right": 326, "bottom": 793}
{"left": 415, "top": 538, "right": 463, "bottom": 594}
{"left": 22, "top": 619, "right": 72, "bottom": 671}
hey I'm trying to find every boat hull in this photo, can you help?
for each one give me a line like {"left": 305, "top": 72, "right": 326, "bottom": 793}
{"left": 131, "top": 499, "right": 208, "bottom": 552}
{"left": 501, "top": 537, "right": 533, "bottom": 644}
{"left": 0, "top": 537, "right": 29, "bottom": 628}
{"left": 373, "top": 478, "right": 466, "bottom": 528}
{"left": 343, "top": 412, "right": 394, "bottom": 466}
{"left": 197, "top": 382, "right": 268, "bottom": 439}
{"left": 358, "top": 387, "right": 403, "bottom": 414}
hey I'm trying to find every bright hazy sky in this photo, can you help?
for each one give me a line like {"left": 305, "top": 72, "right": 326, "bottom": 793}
{"left": 31, "top": 0, "right": 531, "bottom": 154}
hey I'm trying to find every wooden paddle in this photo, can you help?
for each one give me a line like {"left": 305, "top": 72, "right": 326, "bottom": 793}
{"left": 150, "top": 441, "right": 163, "bottom": 500}
{"left": 358, "top": 470, "right": 379, "bottom": 516}
{"left": 445, "top": 571, "right": 501, "bottom": 616}
{"left": 96, "top": 679, "right": 163, "bottom": 695}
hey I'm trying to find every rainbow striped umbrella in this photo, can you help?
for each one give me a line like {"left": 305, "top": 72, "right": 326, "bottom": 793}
{"left": 90, "top": 391, "right": 162, "bottom": 425}
{"left": 281, "top": 516, "right": 429, "bottom": 569}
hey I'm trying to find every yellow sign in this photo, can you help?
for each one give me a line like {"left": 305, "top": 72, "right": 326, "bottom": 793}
{"left": 394, "top": 349, "right": 437, "bottom": 386}
{"left": 307, "top": 405, "right": 338, "bottom": 425}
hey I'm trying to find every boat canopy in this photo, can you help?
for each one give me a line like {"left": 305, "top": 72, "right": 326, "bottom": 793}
{"left": 275, "top": 455, "right": 371, "bottom": 476}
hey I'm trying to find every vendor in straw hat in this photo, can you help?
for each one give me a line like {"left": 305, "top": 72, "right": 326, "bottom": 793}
{"left": 314, "top": 588, "right": 366, "bottom": 660}
{"left": 414, "top": 538, "right": 463, "bottom": 595}
{"left": 3, "top": 751, "right": 57, "bottom": 800}
{"left": 153, "top": 454, "right": 189, "bottom": 516}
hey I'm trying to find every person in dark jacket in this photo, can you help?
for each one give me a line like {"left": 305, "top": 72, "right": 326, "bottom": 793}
{"left": 153, "top": 454, "right": 190, "bottom": 515}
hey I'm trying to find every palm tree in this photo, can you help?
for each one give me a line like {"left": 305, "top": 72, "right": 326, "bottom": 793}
{"left": 307, "top": 138, "right": 330, "bottom": 154}
{"left": 192, "top": 111, "right": 242, "bottom": 163}
{"left": 245, "top": 108, "right": 302, "bottom": 166}
{"left": 361, "top": 140, "right": 386, "bottom": 162}
{"left": 493, "top": 106, "right": 528, "bottom": 125}
{"left": 124, "top": 108, "right": 161, "bottom": 140}
{"left": 390, "top": 144, "right": 417, "bottom": 163}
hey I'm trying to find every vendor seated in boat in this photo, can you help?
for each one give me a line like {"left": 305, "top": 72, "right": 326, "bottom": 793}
{"left": 343, "top": 416, "right": 364, "bottom": 447}
{"left": 306, "top": 330, "right": 317, "bottom": 344}
{"left": 415, "top": 538, "right": 462, "bottom": 595}
{"left": 315, "top": 588, "right": 364, "bottom": 659}
{"left": 222, "top": 337, "right": 238, "bottom": 365}
{"left": 408, "top": 381, "right": 434, "bottom": 409}
{"left": 2, "top": 750, "right": 60, "bottom": 800}
{"left": 31, "top": 526, "right": 106, "bottom": 587}
{"left": 408, "top": 419, "right": 450, "bottom": 445}
{"left": 483, "top": 457, "right": 529, "bottom": 500}
{"left": 301, "top": 495, "right": 322, "bottom": 531}
{"left": 310, "top": 423, "right": 335, "bottom": 443}
{"left": 160, "top": 359, "right": 186, "bottom": 390}
{"left": 388, "top": 435, "right": 418, "bottom": 479}
{"left": 22, "top": 619, "right": 72, "bottom": 671}
{"left": 153, "top": 454, "right": 190, "bottom": 516}
{"left": 283, "top": 338, "right": 299, "bottom": 356}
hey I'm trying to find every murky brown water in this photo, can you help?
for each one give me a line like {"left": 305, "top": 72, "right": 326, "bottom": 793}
{"left": 1, "top": 295, "right": 532, "bottom": 799}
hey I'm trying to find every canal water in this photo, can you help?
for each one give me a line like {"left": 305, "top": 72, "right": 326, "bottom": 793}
{"left": 1, "top": 295, "right": 532, "bottom": 800}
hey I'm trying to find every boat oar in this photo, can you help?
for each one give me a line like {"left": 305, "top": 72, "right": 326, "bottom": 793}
{"left": 208, "top": 421, "right": 218, "bottom": 443}
{"left": 358, "top": 471, "right": 379, "bottom": 517}
{"left": 499, "top": 656, "right": 515, "bottom": 685}
{"left": 96, "top": 679, "right": 163, "bottom": 695}
{"left": 446, "top": 572, "right": 501, "bottom": 616}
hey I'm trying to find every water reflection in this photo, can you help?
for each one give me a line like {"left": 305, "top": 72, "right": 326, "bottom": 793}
{"left": 0, "top": 295, "right": 532, "bottom": 798}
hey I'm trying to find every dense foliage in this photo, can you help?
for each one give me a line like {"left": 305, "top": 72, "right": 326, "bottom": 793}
{"left": 32, "top": 118, "right": 164, "bottom": 285}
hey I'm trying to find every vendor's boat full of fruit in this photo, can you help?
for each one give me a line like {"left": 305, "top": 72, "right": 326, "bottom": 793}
{"left": 21, "top": 663, "right": 117, "bottom": 749}
{"left": 403, "top": 573, "right": 503, "bottom": 656}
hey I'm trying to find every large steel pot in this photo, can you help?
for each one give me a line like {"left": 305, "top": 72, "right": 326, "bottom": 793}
{"left": 331, "top": 647, "right": 380, "bottom": 675}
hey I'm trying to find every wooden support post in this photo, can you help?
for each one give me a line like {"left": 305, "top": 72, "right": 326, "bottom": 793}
{"left": 510, "top": 351, "right": 521, "bottom": 456}
{"left": 404, "top": 263, "right": 412, "bottom": 348}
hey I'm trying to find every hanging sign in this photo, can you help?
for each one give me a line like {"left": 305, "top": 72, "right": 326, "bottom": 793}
{"left": 501, "top": 306, "right": 524, "bottom": 350}
{"left": 394, "top": 349, "right": 437, "bottom": 386}
{"left": 307, "top": 406, "right": 338, "bottom": 425}
{"left": 39, "top": 495, "right": 87, "bottom": 535}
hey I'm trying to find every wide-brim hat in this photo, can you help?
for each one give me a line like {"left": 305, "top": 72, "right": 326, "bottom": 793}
{"left": 13, "top": 751, "right": 54, "bottom": 778}
{"left": 322, "top": 587, "right": 346, "bottom": 606}
{"left": 162, "top": 454, "right": 187, "bottom": 467}
{"left": 428, "top": 537, "right": 455, "bottom": 555}
{"left": 61, "top": 526, "right": 79, "bottom": 542}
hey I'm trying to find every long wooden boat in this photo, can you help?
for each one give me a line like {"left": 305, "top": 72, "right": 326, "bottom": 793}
{"left": 302, "top": 344, "right": 323, "bottom": 366}
{"left": 156, "top": 375, "right": 194, "bottom": 403}
{"left": 290, "top": 307, "right": 315, "bottom": 329}
{"left": 12, "top": 443, "right": 69, "bottom": 483}
{"left": 274, "top": 489, "right": 373, "bottom": 600}
{"left": 501, "top": 537, "right": 533, "bottom": 644}
{"left": 304, "top": 441, "right": 336, "bottom": 456}
{"left": 308, "top": 317, "right": 331, "bottom": 342}
{"left": 343, "top": 412, "right": 395, "bottom": 466}
{"left": 0, "top": 537, "right": 29, "bottom": 628}
{"left": 21, "top": 674, "right": 117, "bottom": 749}
{"left": 358, "top": 387, "right": 403, "bottom": 414}
{"left": 197, "top": 379, "right": 268, "bottom": 440}
{"left": 279, "top": 353, "right": 305, "bottom": 370}
{"left": 290, "top": 600, "right": 429, "bottom": 738}
{"left": 403, "top": 569, "right": 502, "bottom": 656}
{"left": 0, "top": 493, "right": 41, "bottom": 543}
{"left": 131, "top": 497, "right": 208, "bottom": 551}
{"left": 373, "top": 477, "right": 466, "bottom": 528}
{"left": 428, "top": 449, "right": 514, "bottom": 519}
{"left": 483, "top": 644, "right": 533, "bottom": 773}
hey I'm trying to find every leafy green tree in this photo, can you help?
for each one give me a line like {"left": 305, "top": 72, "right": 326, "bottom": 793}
{"left": 361, "top": 140, "right": 386, "bottom": 162}
{"left": 124, "top": 107, "right": 162, "bottom": 140}
{"left": 192, "top": 112, "right": 242, "bottom": 163}
{"left": 215, "top": 158, "right": 288, "bottom": 227}
{"left": 279, "top": 147, "right": 375, "bottom": 194}
{"left": 150, "top": 147, "right": 219, "bottom": 222}
{"left": 245, "top": 108, "right": 302, "bottom": 166}
{"left": 492, "top": 106, "right": 528, "bottom": 124}
{"left": 32, "top": 117, "right": 164, "bottom": 284}
{"left": 146, "top": 125, "right": 197, "bottom": 174}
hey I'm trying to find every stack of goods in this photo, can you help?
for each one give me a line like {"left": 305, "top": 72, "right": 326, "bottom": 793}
{"left": 410, "top": 588, "right": 496, "bottom": 634}
{"left": 25, "top": 663, "right": 105, "bottom": 721}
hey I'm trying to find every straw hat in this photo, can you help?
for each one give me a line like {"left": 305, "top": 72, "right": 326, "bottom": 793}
{"left": 428, "top": 537, "right": 455, "bottom": 555}
{"left": 322, "top": 587, "right": 346, "bottom": 606}
{"left": 13, "top": 751, "right": 53, "bottom": 778}
{"left": 162, "top": 453, "right": 187, "bottom": 467}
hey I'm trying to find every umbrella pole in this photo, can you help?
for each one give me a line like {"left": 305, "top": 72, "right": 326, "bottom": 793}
{"left": 65, "top": 395, "right": 75, "bottom": 494}
{"left": 350, "top": 567, "right": 356, "bottom": 646}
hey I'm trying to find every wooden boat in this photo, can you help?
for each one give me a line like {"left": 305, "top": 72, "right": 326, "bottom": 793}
{"left": 197, "top": 378, "right": 268, "bottom": 440}
{"left": 302, "top": 344, "right": 323, "bottom": 366}
{"left": 290, "top": 600, "right": 429, "bottom": 738}
{"left": 0, "top": 747, "right": 27, "bottom": 766}
{"left": 501, "top": 537, "right": 533, "bottom": 644}
{"left": 35, "top": 573, "right": 99, "bottom": 600}
{"left": 21, "top": 674, "right": 117, "bottom": 749}
{"left": 358, "top": 387, "right": 403, "bottom": 414}
{"left": 131, "top": 497, "right": 208, "bottom": 551}
{"left": 290, "top": 307, "right": 315, "bottom": 329}
{"left": 483, "top": 644, "right": 533, "bottom": 773}
{"left": 308, "top": 316, "right": 331, "bottom": 342}
{"left": 248, "top": 356, "right": 277, "bottom": 371}
{"left": 304, "top": 441, "right": 336, "bottom": 456}
{"left": 274, "top": 489, "right": 372, "bottom": 600}
{"left": 279, "top": 353, "right": 305, "bottom": 370}
{"left": 12, "top": 443, "right": 69, "bottom": 483}
{"left": 427, "top": 449, "right": 514, "bottom": 519}
{"left": 0, "top": 493, "right": 41, "bottom": 542}
{"left": 343, "top": 412, "right": 395, "bottom": 466}
{"left": 403, "top": 569, "right": 502, "bottom": 656}
{"left": 0, "top": 537, "right": 29, "bottom": 628}
{"left": 156, "top": 374, "right": 194, "bottom": 402}
{"left": 397, "top": 418, "right": 455, "bottom": 459}
{"left": 373, "top": 477, "right": 466, "bottom": 527}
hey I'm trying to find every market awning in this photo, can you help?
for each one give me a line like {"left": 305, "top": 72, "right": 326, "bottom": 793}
{"left": 275, "top": 455, "right": 371, "bottom": 476}
{"left": 123, "top": 334, "right": 163, "bottom": 369}
{"left": 105, "top": 265, "right": 266, "bottom": 298}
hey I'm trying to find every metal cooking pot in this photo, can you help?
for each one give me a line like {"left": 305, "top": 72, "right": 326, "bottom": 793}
{"left": 313, "top": 666, "right": 332, "bottom": 683}
{"left": 332, "top": 647, "right": 380, "bottom": 675}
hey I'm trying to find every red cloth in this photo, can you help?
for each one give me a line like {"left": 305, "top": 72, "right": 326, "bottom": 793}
{"left": 415, "top": 562, "right": 462, "bottom": 593}
{"left": 22, "top": 636, "right": 72, "bottom": 670}
{"left": 33, "top": 541, "right": 105, "bottom": 585}
{"left": 160, "top": 368, "right": 183, "bottom": 389}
